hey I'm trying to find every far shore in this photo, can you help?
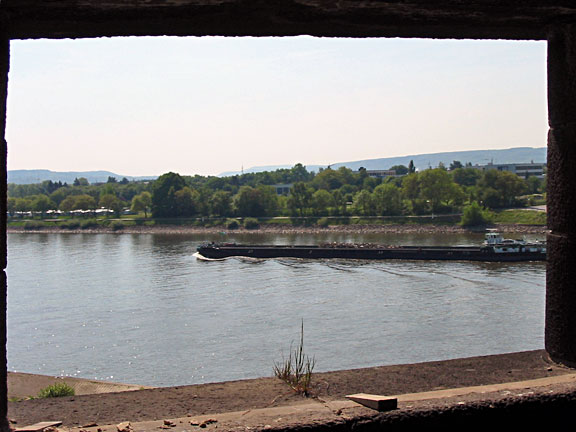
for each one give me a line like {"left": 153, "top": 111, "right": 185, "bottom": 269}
{"left": 6, "top": 223, "right": 549, "bottom": 235}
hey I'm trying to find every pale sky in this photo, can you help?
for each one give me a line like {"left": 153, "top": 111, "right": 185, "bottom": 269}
{"left": 6, "top": 36, "right": 548, "bottom": 177}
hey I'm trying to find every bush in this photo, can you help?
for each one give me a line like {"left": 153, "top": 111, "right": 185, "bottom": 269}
{"left": 80, "top": 219, "right": 98, "bottom": 229}
{"left": 460, "top": 202, "right": 493, "bottom": 226}
{"left": 317, "top": 217, "right": 330, "bottom": 227}
{"left": 226, "top": 219, "right": 240, "bottom": 230}
{"left": 410, "top": 199, "right": 429, "bottom": 215}
{"left": 23, "top": 221, "right": 44, "bottom": 230}
{"left": 243, "top": 218, "right": 260, "bottom": 230}
{"left": 433, "top": 203, "right": 455, "bottom": 214}
{"left": 134, "top": 219, "right": 145, "bottom": 226}
{"left": 290, "top": 217, "right": 315, "bottom": 227}
{"left": 111, "top": 221, "right": 125, "bottom": 231}
{"left": 59, "top": 220, "right": 80, "bottom": 230}
{"left": 37, "top": 382, "right": 75, "bottom": 398}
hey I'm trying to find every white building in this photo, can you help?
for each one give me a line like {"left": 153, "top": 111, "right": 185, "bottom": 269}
{"left": 473, "top": 162, "right": 546, "bottom": 179}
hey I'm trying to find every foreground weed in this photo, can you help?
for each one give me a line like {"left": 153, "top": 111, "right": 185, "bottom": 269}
{"left": 37, "top": 382, "right": 75, "bottom": 398}
{"left": 273, "top": 320, "right": 316, "bottom": 396}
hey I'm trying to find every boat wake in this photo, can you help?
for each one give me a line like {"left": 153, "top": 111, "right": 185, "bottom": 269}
{"left": 193, "top": 252, "right": 227, "bottom": 261}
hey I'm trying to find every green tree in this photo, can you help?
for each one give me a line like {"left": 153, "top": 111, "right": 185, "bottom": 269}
{"left": 60, "top": 194, "right": 96, "bottom": 212}
{"left": 31, "top": 195, "right": 56, "bottom": 218}
{"left": 194, "top": 187, "right": 212, "bottom": 216}
{"left": 174, "top": 186, "right": 199, "bottom": 217}
{"left": 72, "top": 194, "right": 97, "bottom": 211}
{"left": 49, "top": 187, "right": 73, "bottom": 206}
{"left": 419, "top": 169, "right": 459, "bottom": 212}
{"left": 100, "top": 183, "right": 116, "bottom": 197}
{"left": 401, "top": 173, "right": 420, "bottom": 207}
{"left": 210, "top": 190, "right": 232, "bottom": 217}
{"left": 152, "top": 172, "right": 187, "bottom": 217}
{"left": 288, "top": 182, "right": 312, "bottom": 216}
{"left": 460, "top": 202, "right": 493, "bottom": 226}
{"left": 40, "top": 180, "right": 63, "bottom": 195}
{"left": 452, "top": 167, "right": 482, "bottom": 187}
{"left": 99, "top": 194, "right": 123, "bottom": 217}
{"left": 131, "top": 191, "right": 152, "bottom": 218}
{"left": 235, "top": 186, "right": 277, "bottom": 217}
{"left": 312, "top": 167, "right": 354, "bottom": 191}
{"left": 478, "top": 170, "right": 526, "bottom": 208}
{"left": 7, "top": 197, "right": 17, "bottom": 216}
{"left": 480, "top": 187, "right": 501, "bottom": 209}
{"left": 372, "top": 183, "right": 403, "bottom": 216}
{"left": 353, "top": 190, "right": 374, "bottom": 216}
{"left": 356, "top": 167, "right": 369, "bottom": 186}
{"left": 449, "top": 160, "right": 463, "bottom": 171}
{"left": 331, "top": 190, "right": 347, "bottom": 216}
{"left": 73, "top": 177, "right": 89, "bottom": 187}
{"left": 289, "top": 163, "right": 313, "bottom": 183}
{"left": 311, "top": 189, "right": 334, "bottom": 216}
{"left": 257, "top": 185, "right": 279, "bottom": 216}
{"left": 389, "top": 165, "right": 409, "bottom": 175}
{"left": 59, "top": 196, "right": 76, "bottom": 213}
{"left": 362, "top": 176, "right": 379, "bottom": 192}
{"left": 16, "top": 198, "right": 33, "bottom": 213}
{"left": 525, "top": 176, "right": 543, "bottom": 194}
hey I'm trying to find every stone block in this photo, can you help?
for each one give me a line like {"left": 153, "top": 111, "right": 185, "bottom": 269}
{"left": 547, "top": 126, "right": 576, "bottom": 233}
{"left": 546, "top": 233, "right": 576, "bottom": 367}
{"left": 346, "top": 393, "right": 398, "bottom": 411}
{"left": 548, "top": 24, "right": 576, "bottom": 128}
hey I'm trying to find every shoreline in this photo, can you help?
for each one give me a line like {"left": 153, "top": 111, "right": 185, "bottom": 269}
{"left": 6, "top": 223, "right": 549, "bottom": 235}
{"left": 8, "top": 350, "right": 574, "bottom": 427}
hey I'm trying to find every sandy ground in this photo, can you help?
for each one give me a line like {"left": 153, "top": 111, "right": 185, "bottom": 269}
{"left": 8, "top": 350, "right": 575, "bottom": 429}
{"left": 8, "top": 373, "right": 150, "bottom": 399}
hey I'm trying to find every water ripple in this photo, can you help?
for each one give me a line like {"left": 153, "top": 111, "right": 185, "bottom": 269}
{"left": 7, "top": 232, "right": 545, "bottom": 386}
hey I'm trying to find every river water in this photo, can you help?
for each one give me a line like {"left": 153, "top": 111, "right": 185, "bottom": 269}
{"left": 6, "top": 232, "right": 546, "bottom": 387}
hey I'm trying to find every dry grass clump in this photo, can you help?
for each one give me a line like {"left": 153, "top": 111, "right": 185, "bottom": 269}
{"left": 273, "top": 321, "right": 316, "bottom": 396}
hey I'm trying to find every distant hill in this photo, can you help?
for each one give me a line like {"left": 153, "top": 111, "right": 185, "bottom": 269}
{"left": 9, "top": 147, "right": 546, "bottom": 184}
{"left": 219, "top": 147, "right": 546, "bottom": 176}
{"left": 7, "top": 169, "right": 157, "bottom": 185}
{"left": 218, "top": 165, "right": 311, "bottom": 177}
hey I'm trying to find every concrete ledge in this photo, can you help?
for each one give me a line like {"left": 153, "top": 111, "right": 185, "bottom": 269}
{"left": 8, "top": 350, "right": 576, "bottom": 429}
{"left": 4, "top": 0, "right": 576, "bottom": 40}
{"left": 61, "top": 373, "right": 576, "bottom": 432}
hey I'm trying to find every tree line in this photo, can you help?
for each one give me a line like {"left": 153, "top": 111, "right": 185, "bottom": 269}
{"left": 7, "top": 162, "right": 545, "bottom": 220}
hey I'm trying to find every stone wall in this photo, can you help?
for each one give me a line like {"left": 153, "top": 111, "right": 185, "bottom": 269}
{"left": 3, "top": 0, "right": 576, "bottom": 40}
{"left": 1, "top": 1, "right": 576, "bottom": 430}
{"left": 546, "top": 24, "right": 576, "bottom": 366}
{"left": 0, "top": 13, "right": 8, "bottom": 432}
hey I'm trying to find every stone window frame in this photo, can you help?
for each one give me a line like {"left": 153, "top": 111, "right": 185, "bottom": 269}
{"left": 1, "top": 3, "right": 576, "bottom": 430}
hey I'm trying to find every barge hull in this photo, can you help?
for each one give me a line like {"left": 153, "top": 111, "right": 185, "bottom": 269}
{"left": 196, "top": 245, "right": 546, "bottom": 262}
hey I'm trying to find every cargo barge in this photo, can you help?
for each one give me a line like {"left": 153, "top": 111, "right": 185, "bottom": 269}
{"left": 196, "top": 231, "right": 546, "bottom": 262}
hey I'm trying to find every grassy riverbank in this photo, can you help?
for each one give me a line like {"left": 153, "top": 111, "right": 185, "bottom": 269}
{"left": 492, "top": 209, "right": 547, "bottom": 225}
{"left": 7, "top": 209, "right": 547, "bottom": 234}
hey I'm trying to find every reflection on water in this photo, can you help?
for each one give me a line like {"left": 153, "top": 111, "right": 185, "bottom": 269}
{"left": 7, "top": 232, "right": 545, "bottom": 386}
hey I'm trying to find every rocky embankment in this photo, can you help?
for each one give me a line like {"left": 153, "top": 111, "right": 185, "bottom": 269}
{"left": 7, "top": 223, "right": 548, "bottom": 235}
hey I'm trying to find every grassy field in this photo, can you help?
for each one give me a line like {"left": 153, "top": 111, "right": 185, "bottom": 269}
{"left": 8, "top": 209, "right": 547, "bottom": 230}
{"left": 492, "top": 209, "right": 547, "bottom": 225}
